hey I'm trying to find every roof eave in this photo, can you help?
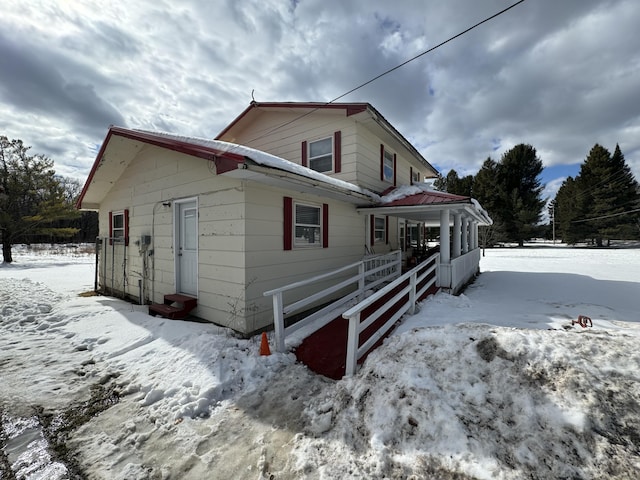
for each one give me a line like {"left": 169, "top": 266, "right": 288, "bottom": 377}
{"left": 77, "top": 127, "right": 247, "bottom": 210}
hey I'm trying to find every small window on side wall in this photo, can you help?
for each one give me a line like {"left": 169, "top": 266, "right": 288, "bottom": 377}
{"left": 109, "top": 209, "right": 129, "bottom": 245}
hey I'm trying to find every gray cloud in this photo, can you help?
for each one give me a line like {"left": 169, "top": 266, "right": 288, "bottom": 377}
{"left": 0, "top": 32, "right": 125, "bottom": 136}
{"left": 0, "top": 0, "right": 638, "bottom": 198}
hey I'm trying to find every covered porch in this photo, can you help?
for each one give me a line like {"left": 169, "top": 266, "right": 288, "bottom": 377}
{"left": 361, "top": 188, "right": 493, "bottom": 294}
{"left": 264, "top": 188, "right": 492, "bottom": 378}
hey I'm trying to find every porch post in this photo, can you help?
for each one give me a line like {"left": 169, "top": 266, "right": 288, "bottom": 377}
{"left": 452, "top": 213, "right": 461, "bottom": 259}
{"left": 365, "top": 214, "right": 371, "bottom": 253}
{"left": 462, "top": 217, "right": 469, "bottom": 254}
{"left": 438, "top": 209, "right": 451, "bottom": 288}
{"left": 440, "top": 209, "right": 450, "bottom": 263}
{"left": 472, "top": 221, "right": 479, "bottom": 249}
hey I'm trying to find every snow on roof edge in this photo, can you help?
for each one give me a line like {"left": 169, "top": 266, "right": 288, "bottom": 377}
{"left": 133, "top": 129, "right": 380, "bottom": 201}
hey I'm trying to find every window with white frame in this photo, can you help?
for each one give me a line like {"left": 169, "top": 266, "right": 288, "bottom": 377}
{"left": 111, "top": 211, "right": 125, "bottom": 242}
{"left": 308, "top": 137, "right": 333, "bottom": 173}
{"left": 294, "top": 202, "right": 322, "bottom": 246}
{"left": 374, "top": 216, "right": 386, "bottom": 244}
{"left": 383, "top": 148, "right": 394, "bottom": 182}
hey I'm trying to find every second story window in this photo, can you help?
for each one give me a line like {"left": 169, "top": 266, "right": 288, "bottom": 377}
{"left": 308, "top": 137, "right": 333, "bottom": 173}
{"left": 381, "top": 145, "right": 395, "bottom": 184}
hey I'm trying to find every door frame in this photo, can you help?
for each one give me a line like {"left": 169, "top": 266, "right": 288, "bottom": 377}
{"left": 173, "top": 197, "right": 198, "bottom": 296}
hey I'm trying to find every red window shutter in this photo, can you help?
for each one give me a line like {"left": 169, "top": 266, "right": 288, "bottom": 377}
{"left": 284, "top": 197, "right": 293, "bottom": 250}
{"left": 322, "top": 203, "right": 329, "bottom": 248}
{"left": 370, "top": 214, "right": 375, "bottom": 245}
{"left": 385, "top": 216, "right": 389, "bottom": 244}
{"left": 410, "top": 167, "right": 413, "bottom": 185}
{"left": 124, "top": 209, "right": 129, "bottom": 246}
{"left": 379, "top": 144, "right": 384, "bottom": 181}
{"left": 301, "top": 141, "right": 308, "bottom": 167}
{"left": 108, "top": 211, "right": 113, "bottom": 245}
{"left": 334, "top": 131, "right": 341, "bottom": 173}
{"left": 393, "top": 154, "right": 397, "bottom": 186}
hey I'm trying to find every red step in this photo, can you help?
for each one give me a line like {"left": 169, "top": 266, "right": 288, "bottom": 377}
{"left": 149, "top": 294, "right": 197, "bottom": 320}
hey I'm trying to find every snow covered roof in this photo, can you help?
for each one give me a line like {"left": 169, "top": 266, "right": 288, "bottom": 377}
{"left": 380, "top": 183, "right": 470, "bottom": 205}
{"left": 77, "top": 126, "right": 379, "bottom": 209}
{"left": 77, "top": 126, "right": 490, "bottom": 226}
{"left": 137, "top": 129, "right": 378, "bottom": 201}
{"left": 362, "top": 184, "right": 493, "bottom": 226}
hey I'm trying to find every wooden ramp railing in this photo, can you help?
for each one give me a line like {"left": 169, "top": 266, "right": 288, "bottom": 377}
{"left": 263, "top": 251, "right": 401, "bottom": 353}
{"left": 342, "top": 252, "right": 439, "bottom": 376}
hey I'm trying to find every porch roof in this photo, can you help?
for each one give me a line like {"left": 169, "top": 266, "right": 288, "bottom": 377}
{"left": 359, "top": 185, "right": 493, "bottom": 226}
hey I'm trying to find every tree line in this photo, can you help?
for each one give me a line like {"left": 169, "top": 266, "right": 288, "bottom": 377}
{"left": 435, "top": 143, "right": 640, "bottom": 247}
{"left": 1, "top": 136, "right": 97, "bottom": 263}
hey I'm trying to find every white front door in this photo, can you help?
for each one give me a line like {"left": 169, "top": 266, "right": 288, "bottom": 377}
{"left": 176, "top": 200, "right": 198, "bottom": 296}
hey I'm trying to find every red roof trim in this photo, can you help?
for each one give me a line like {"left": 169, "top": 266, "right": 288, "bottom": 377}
{"left": 76, "top": 129, "right": 115, "bottom": 209}
{"left": 77, "top": 127, "right": 247, "bottom": 208}
{"left": 382, "top": 190, "right": 471, "bottom": 207}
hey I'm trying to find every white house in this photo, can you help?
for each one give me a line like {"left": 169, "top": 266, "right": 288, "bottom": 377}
{"left": 77, "top": 102, "right": 491, "bottom": 337}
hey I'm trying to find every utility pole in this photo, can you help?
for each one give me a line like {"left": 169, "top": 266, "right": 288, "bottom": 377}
{"left": 551, "top": 204, "right": 555, "bottom": 244}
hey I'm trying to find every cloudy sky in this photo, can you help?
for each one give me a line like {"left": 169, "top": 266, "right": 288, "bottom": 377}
{"left": 1, "top": 0, "right": 639, "bottom": 203}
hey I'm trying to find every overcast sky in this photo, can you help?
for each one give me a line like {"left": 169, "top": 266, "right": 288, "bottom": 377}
{"left": 1, "top": 0, "right": 639, "bottom": 204}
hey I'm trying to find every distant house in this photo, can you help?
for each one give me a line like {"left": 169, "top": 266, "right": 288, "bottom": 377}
{"left": 77, "top": 102, "right": 491, "bottom": 337}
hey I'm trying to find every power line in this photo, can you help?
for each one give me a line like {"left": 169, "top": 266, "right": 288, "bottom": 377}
{"left": 247, "top": 0, "right": 528, "bottom": 144}
{"left": 570, "top": 207, "right": 640, "bottom": 223}
{"left": 328, "top": 0, "right": 527, "bottom": 104}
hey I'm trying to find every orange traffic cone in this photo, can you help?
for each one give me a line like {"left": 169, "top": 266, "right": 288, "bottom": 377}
{"left": 259, "top": 332, "right": 271, "bottom": 356}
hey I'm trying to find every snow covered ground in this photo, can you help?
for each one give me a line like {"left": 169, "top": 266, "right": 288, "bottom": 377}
{"left": 1, "top": 244, "right": 639, "bottom": 479}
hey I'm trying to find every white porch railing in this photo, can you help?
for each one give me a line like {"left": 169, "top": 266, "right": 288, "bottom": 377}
{"left": 263, "top": 250, "right": 401, "bottom": 353}
{"left": 451, "top": 248, "right": 480, "bottom": 292}
{"left": 342, "top": 252, "right": 439, "bottom": 376}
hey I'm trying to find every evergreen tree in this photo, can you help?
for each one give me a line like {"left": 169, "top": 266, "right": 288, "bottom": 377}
{"left": 433, "top": 169, "right": 473, "bottom": 196}
{"left": 573, "top": 144, "right": 639, "bottom": 245}
{"left": 554, "top": 176, "right": 589, "bottom": 244}
{"left": 432, "top": 172, "right": 447, "bottom": 192}
{"left": 493, "top": 144, "right": 545, "bottom": 246}
{"left": 0, "top": 136, "right": 79, "bottom": 262}
{"left": 472, "top": 157, "right": 501, "bottom": 247}
{"left": 551, "top": 144, "right": 640, "bottom": 245}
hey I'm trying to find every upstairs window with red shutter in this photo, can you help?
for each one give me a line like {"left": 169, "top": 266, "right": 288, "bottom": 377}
{"left": 303, "top": 131, "right": 341, "bottom": 173}
{"left": 308, "top": 137, "right": 332, "bottom": 173}
{"left": 381, "top": 145, "right": 395, "bottom": 184}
